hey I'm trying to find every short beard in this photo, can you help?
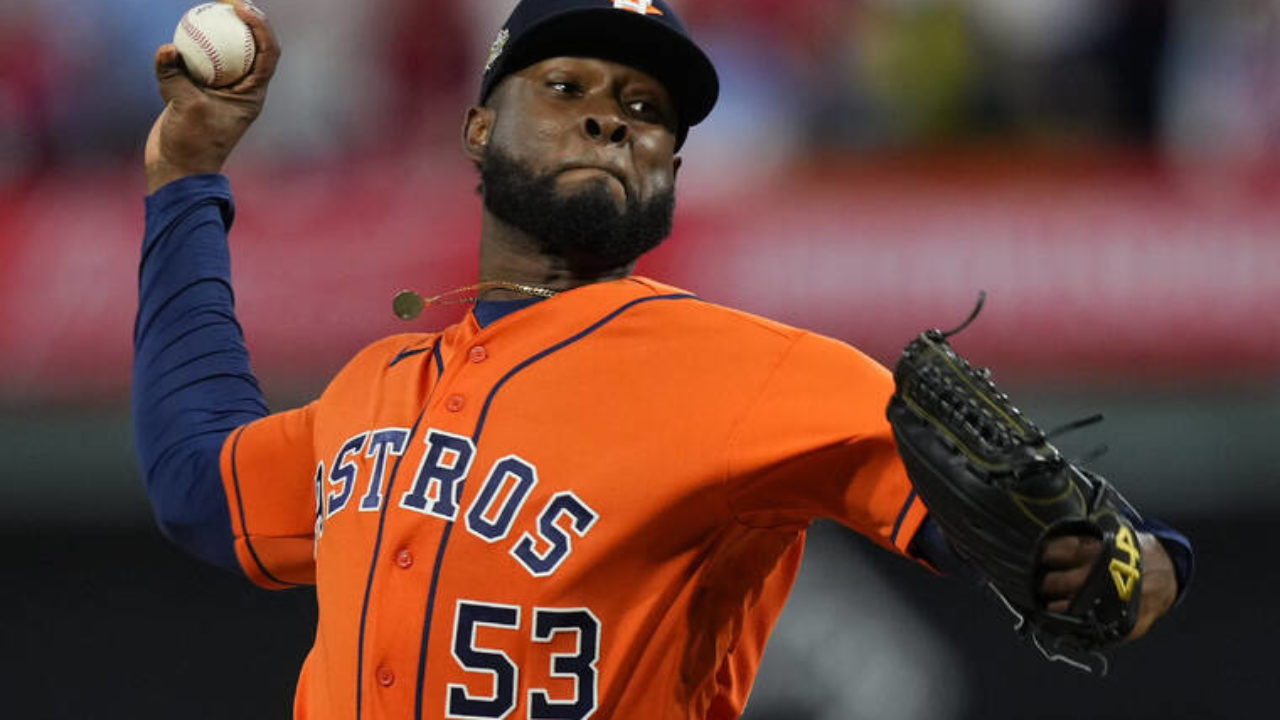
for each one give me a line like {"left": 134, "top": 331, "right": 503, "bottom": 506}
{"left": 479, "top": 147, "right": 675, "bottom": 272}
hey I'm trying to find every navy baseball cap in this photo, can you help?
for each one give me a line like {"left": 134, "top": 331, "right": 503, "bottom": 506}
{"left": 479, "top": 0, "right": 719, "bottom": 149}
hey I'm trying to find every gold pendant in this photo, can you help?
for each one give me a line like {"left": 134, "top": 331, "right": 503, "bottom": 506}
{"left": 392, "top": 290, "right": 427, "bottom": 321}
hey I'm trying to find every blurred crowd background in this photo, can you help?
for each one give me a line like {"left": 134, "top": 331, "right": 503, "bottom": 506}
{"left": 4, "top": 0, "right": 1280, "bottom": 176}
{"left": 1, "top": 1, "right": 1276, "bottom": 718}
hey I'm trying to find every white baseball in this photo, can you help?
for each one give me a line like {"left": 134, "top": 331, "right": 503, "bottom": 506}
{"left": 173, "top": 2, "right": 256, "bottom": 88}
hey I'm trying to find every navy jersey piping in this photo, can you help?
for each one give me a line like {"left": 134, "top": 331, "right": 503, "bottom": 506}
{"left": 228, "top": 425, "right": 299, "bottom": 588}
{"left": 890, "top": 488, "right": 918, "bottom": 547}
{"left": 411, "top": 292, "right": 697, "bottom": 716}
{"left": 389, "top": 346, "right": 432, "bottom": 368}
{"left": 414, "top": 520, "right": 458, "bottom": 719}
{"left": 354, "top": 339, "right": 443, "bottom": 720}
{"left": 472, "top": 293, "right": 698, "bottom": 440}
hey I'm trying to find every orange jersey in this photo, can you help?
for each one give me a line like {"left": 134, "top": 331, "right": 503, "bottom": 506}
{"left": 220, "top": 276, "right": 928, "bottom": 720}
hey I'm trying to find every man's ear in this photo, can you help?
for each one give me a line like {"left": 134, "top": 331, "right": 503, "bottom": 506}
{"left": 462, "top": 106, "right": 495, "bottom": 163}
{"left": 673, "top": 156, "right": 682, "bottom": 180}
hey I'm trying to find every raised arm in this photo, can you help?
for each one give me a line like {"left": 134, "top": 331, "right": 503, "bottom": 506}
{"left": 133, "top": 2, "right": 281, "bottom": 570}
{"left": 144, "top": 1, "right": 280, "bottom": 193}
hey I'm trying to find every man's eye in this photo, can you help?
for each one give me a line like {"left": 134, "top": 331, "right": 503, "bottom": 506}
{"left": 549, "top": 81, "right": 579, "bottom": 94}
{"left": 627, "top": 99, "right": 662, "bottom": 121}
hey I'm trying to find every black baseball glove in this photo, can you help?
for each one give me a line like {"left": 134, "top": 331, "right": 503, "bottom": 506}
{"left": 886, "top": 294, "right": 1143, "bottom": 673}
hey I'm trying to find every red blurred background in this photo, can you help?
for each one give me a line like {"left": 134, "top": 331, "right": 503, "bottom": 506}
{"left": 2, "top": 150, "right": 1276, "bottom": 407}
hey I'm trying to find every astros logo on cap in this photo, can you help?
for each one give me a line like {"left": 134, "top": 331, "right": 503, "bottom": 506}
{"left": 611, "top": 0, "right": 664, "bottom": 15}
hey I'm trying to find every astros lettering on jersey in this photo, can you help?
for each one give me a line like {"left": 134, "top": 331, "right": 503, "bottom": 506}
{"left": 221, "top": 278, "right": 928, "bottom": 719}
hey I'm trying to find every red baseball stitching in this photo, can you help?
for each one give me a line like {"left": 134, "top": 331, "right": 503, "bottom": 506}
{"left": 181, "top": 14, "right": 226, "bottom": 86}
{"left": 241, "top": 21, "right": 255, "bottom": 78}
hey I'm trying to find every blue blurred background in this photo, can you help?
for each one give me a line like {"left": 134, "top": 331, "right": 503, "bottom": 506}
{"left": 1, "top": 0, "right": 1276, "bottom": 717}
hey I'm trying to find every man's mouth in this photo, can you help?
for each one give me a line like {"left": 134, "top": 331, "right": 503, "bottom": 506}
{"left": 559, "top": 164, "right": 629, "bottom": 198}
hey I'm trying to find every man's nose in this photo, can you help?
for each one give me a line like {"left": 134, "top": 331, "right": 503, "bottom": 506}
{"left": 583, "top": 113, "right": 629, "bottom": 145}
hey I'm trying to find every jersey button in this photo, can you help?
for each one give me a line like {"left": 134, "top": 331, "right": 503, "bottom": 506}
{"left": 395, "top": 548, "right": 413, "bottom": 569}
{"left": 469, "top": 346, "right": 488, "bottom": 363}
{"left": 446, "top": 394, "right": 466, "bottom": 412}
{"left": 376, "top": 666, "right": 395, "bottom": 687}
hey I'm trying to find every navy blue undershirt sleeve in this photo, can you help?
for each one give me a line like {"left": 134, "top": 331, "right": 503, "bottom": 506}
{"left": 133, "top": 174, "right": 268, "bottom": 573}
{"left": 910, "top": 514, "right": 1194, "bottom": 604}
{"left": 1137, "top": 515, "right": 1195, "bottom": 608}
{"left": 908, "top": 516, "right": 980, "bottom": 580}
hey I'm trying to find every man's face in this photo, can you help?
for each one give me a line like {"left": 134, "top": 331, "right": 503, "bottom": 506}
{"left": 475, "top": 56, "right": 682, "bottom": 270}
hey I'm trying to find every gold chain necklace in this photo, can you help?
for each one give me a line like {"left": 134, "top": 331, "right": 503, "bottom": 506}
{"left": 392, "top": 281, "right": 559, "bottom": 321}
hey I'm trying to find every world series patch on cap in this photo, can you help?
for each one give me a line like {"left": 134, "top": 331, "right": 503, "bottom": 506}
{"left": 479, "top": 0, "right": 720, "bottom": 148}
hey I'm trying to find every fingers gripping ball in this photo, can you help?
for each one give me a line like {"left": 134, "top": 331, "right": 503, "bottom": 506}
{"left": 174, "top": 2, "right": 256, "bottom": 87}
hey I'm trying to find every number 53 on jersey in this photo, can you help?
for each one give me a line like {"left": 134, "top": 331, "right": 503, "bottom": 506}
{"left": 448, "top": 601, "right": 601, "bottom": 720}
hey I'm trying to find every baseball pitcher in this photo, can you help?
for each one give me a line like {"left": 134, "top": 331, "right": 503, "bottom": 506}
{"left": 134, "top": 1, "right": 1193, "bottom": 718}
